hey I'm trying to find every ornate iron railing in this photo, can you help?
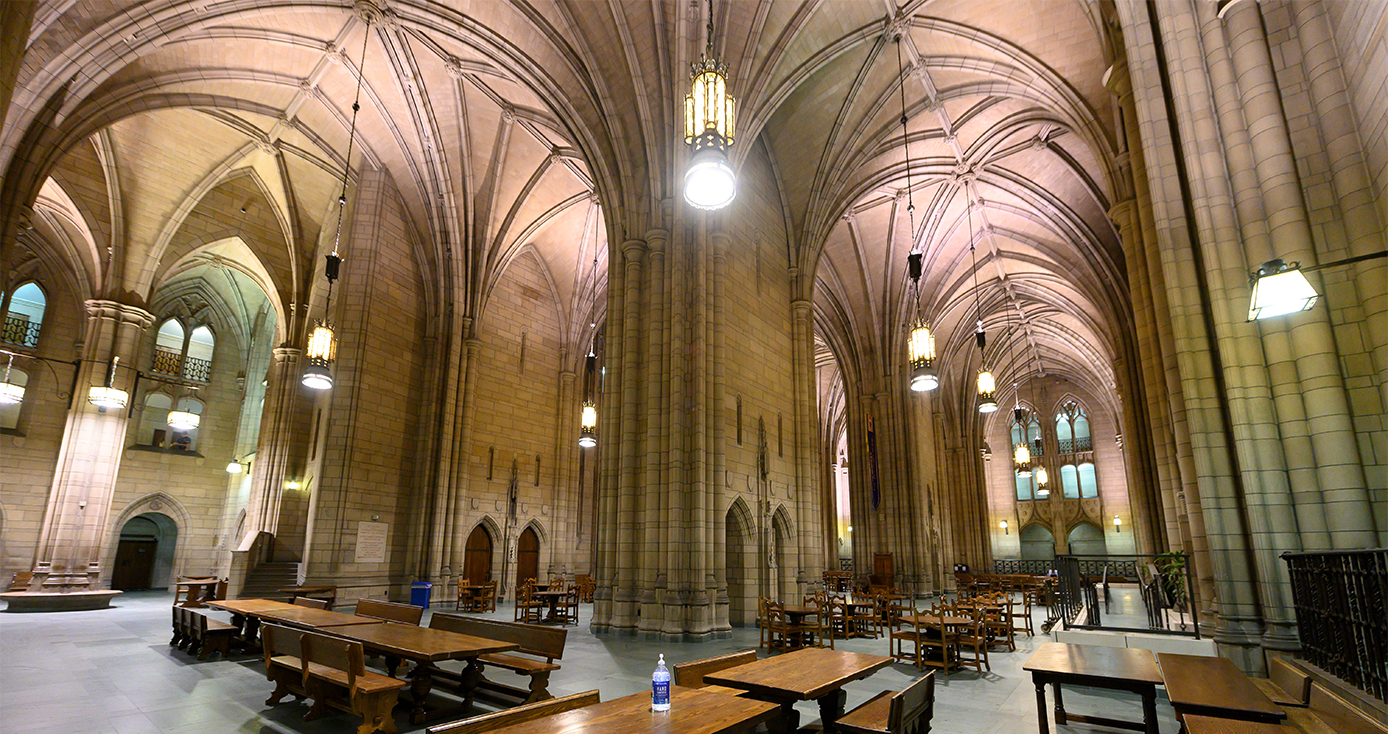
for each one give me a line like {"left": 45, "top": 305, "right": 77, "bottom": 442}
{"left": 1282, "top": 548, "right": 1387, "bottom": 703}
{"left": 1058, "top": 436, "right": 1094, "bottom": 454}
{"left": 993, "top": 558, "right": 1054, "bottom": 575}
{"left": 182, "top": 355, "right": 211, "bottom": 382}
{"left": 1055, "top": 554, "right": 1199, "bottom": 638}
{"left": 151, "top": 346, "right": 183, "bottom": 376}
{"left": 2, "top": 316, "right": 39, "bottom": 348}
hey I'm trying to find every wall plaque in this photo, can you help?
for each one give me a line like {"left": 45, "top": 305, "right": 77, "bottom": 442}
{"left": 355, "top": 521, "right": 388, "bottom": 563}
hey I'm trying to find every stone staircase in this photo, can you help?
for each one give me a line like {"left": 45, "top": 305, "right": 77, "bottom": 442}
{"left": 237, "top": 561, "right": 298, "bottom": 601}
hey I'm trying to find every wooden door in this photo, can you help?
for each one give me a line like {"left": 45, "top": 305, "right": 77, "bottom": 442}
{"left": 112, "top": 538, "right": 157, "bottom": 590}
{"left": 464, "top": 526, "right": 492, "bottom": 584}
{"left": 516, "top": 527, "right": 540, "bottom": 590}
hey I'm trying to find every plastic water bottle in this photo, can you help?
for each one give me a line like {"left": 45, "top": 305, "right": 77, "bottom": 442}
{"left": 651, "top": 654, "right": 671, "bottom": 711}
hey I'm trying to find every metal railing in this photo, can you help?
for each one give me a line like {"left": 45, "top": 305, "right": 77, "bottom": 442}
{"left": 1282, "top": 548, "right": 1387, "bottom": 703}
{"left": 1058, "top": 436, "right": 1094, "bottom": 453}
{"left": 182, "top": 355, "right": 211, "bottom": 382}
{"left": 1055, "top": 553, "right": 1199, "bottom": 638}
{"left": 2, "top": 316, "right": 40, "bottom": 348}
{"left": 993, "top": 559, "right": 1054, "bottom": 575}
{"left": 151, "top": 346, "right": 182, "bottom": 376}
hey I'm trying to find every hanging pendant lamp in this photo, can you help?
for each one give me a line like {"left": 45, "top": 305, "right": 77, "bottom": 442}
{"left": 0, "top": 354, "right": 23, "bottom": 405}
{"left": 895, "top": 36, "right": 938, "bottom": 394}
{"left": 683, "top": 0, "right": 736, "bottom": 210}
{"left": 305, "top": 16, "right": 371, "bottom": 390}
{"left": 88, "top": 356, "right": 129, "bottom": 409}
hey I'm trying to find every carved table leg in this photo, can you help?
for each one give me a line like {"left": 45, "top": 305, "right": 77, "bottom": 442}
{"left": 818, "top": 689, "right": 848, "bottom": 732}
{"left": 457, "top": 658, "right": 485, "bottom": 713}
{"left": 407, "top": 662, "right": 435, "bottom": 725}
{"left": 766, "top": 700, "right": 801, "bottom": 734}
{"left": 1053, "top": 682, "right": 1067, "bottom": 724}
{"left": 1033, "top": 678, "right": 1049, "bottom": 734}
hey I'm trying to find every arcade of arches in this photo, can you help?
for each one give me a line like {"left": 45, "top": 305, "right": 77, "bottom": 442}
{"left": 0, "top": 0, "right": 1385, "bottom": 677}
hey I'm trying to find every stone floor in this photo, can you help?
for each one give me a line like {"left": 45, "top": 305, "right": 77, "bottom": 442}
{"left": 0, "top": 591, "right": 1179, "bottom": 733}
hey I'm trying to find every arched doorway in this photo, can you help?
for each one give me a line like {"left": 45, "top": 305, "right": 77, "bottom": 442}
{"left": 464, "top": 525, "right": 493, "bottom": 585}
{"left": 725, "top": 500, "right": 755, "bottom": 626}
{"left": 516, "top": 527, "right": 540, "bottom": 590}
{"left": 1067, "top": 522, "right": 1107, "bottom": 555}
{"left": 111, "top": 513, "right": 178, "bottom": 590}
{"left": 1020, "top": 524, "right": 1056, "bottom": 562}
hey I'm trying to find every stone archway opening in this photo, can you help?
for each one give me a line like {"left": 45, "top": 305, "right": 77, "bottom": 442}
{"left": 725, "top": 502, "right": 756, "bottom": 626}
{"left": 1020, "top": 523, "right": 1056, "bottom": 562}
{"left": 111, "top": 512, "right": 178, "bottom": 590}
{"left": 1067, "top": 522, "right": 1107, "bottom": 556}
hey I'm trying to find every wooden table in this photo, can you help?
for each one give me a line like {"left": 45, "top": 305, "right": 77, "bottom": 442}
{"left": 704, "top": 647, "right": 892, "bottom": 733}
{"left": 1182, "top": 714, "right": 1301, "bottom": 734}
{"left": 532, "top": 589, "right": 567, "bottom": 623}
{"left": 175, "top": 578, "right": 220, "bottom": 608}
{"left": 1022, "top": 642, "right": 1163, "bottom": 734}
{"left": 456, "top": 584, "right": 486, "bottom": 611}
{"left": 204, "top": 598, "right": 297, "bottom": 648}
{"left": 897, "top": 614, "right": 973, "bottom": 671}
{"left": 1158, "top": 653, "right": 1288, "bottom": 724}
{"left": 251, "top": 604, "right": 387, "bottom": 631}
{"left": 487, "top": 685, "right": 778, "bottom": 734}
{"left": 329, "top": 621, "right": 519, "bottom": 724}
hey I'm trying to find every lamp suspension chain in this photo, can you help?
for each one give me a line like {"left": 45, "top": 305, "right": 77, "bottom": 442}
{"left": 900, "top": 31, "right": 938, "bottom": 393}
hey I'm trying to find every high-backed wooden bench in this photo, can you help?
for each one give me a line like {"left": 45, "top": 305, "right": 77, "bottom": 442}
{"left": 354, "top": 598, "right": 423, "bottom": 625}
{"left": 1251, "top": 657, "right": 1313, "bottom": 708}
{"left": 170, "top": 606, "right": 235, "bottom": 659}
{"left": 427, "top": 614, "right": 566, "bottom": 702}
{"left": 672, "top": 649, "right": 757, "bottom": 697}
{"left": 834, "top": 671, "right": 935, "bottom": 734}
{"left": 261, "top": 624, "right": 408, "bottom": 734}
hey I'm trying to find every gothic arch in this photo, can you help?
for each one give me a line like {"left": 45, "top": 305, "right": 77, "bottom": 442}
{"left": 100, "top": 492, "right": 195, "bottom": 588}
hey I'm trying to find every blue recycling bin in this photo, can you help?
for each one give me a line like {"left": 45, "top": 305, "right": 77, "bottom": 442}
{"left": 410, "top": 581, "right": 433, "bottom": 609}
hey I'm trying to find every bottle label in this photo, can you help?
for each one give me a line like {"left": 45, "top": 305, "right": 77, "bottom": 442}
{"left": 652, "top": 679, "right": 670, "bottom": 706}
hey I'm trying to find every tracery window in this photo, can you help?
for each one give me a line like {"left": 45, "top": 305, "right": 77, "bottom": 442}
{"left": 1, "top": 282, "right": 47, "bottom": 348}
{"left": 152, "top": 319, "right": 215, "bottom": 382}
{"left": 1055, "top": 402, "right": 1091, "bottom": 453}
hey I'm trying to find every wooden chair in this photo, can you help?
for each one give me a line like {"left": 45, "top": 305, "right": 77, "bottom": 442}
{"left": 424, "top": 690, "right": 599, "bottom": 734}
{"left": 761, "top": 599, "right": 791, "bottom": 651}
{"left": 797, "top": 597, "right": 830, "bottom": 649}
{"left": 824, "top": 597, "right": 850, "bottom": 640}
{"left": 455, "top": 578, "right": 473, "bottom": 612}
{"left": 574, "top": 574, "right": 595, "bottom": 603}
{"left": 1010, "top": 587, "right": 1034, "bottom": 636}
{"left": 294, "top": 596, "right": 331, "bottom": 610}
{"left": 514, "top": 579, "right": 543, "bottom": 624}
{"left": 354, "top": 598, "right": 423, "bottom": 625}
{"left": 478, "top": 580, "right": 497, "bottom": 612}
{"left": 890, "top": 609, "right": 927, "bottom": 670}
{"left": 673, "top": 649, "right": 757, "bottom": 696}
{"left": 299, "top": 631, "right": 408, "bottom": 734}
{"left": 981, "top": 597, "right": 1014, "bottom": 652}
{"left": 559, "top": 586, "right": 579, "bottom": 626}
{"left": 836, "top": 671, "right": 936, "bottom": 734}
{"left": 953, "top": 608, "right": 989, "bottom": 673}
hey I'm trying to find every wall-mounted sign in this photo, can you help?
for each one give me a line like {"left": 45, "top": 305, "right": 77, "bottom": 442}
{"left": 355, "top": 521, "right": 388, "bottom": 563}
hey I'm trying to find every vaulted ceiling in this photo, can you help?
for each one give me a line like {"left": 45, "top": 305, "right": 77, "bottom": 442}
{"left": 3, "top": 0, "right": 1128, "bottom": 409}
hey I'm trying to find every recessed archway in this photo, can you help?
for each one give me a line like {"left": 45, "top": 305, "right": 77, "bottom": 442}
{"left": 110, "top": 513, "right": 178, "bottom": 590}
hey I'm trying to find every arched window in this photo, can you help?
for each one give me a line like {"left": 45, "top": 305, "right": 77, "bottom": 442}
{"left": 151, "top": 319, "right": 215, "bottom": 383}
{"left": 1, "top": 282, "right": 47, "bottom": 348}
{"left": 0, "top": 367, "right": 28, "bottom": 430}
{"left": 1056, "top": 402, "right": 1091, "bottom": 453}
{"left": 1061, "top": 463, "right": 1080, "bottom": 499}
{"left": 137, "top": 393, "right": 173, "bottom": 447}
{"left": 1078, "top": 462, "right": 1098, "bottom": 498}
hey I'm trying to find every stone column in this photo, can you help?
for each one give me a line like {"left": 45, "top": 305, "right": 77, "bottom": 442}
{"left": 31, "top": 300, "right": 153, "bottom": 589}
{"left": 790, "top": 298, "right": 822, "bottom": 590}
{"left": 242, "top": 346, "right": 309, "bottom": 550}
{"left": 1220, "top": 0, "right": 1376, "bottom": 548}
{"left": 446, "top": 335, "right": 482, "bottom": 574}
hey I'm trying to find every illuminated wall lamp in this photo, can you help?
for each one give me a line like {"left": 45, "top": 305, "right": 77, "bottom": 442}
{"left": 226, "top": 461, "right": 245, "bottom": 474}
{"left": 1113, "top": 515, "right": 1122, "bottom": 533}
{"left": 999, "top": 520, "right": 1009, "bottom": 535}
{"left": 1247, "top": 251, "right": 1387, "bottom": 321}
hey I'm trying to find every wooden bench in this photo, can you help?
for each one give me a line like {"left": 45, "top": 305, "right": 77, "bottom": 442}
{"left": 293, "top": 596, "right": 331, "bottom": 610}
{"left": 1292, "top": 681, "right": 1388, "bottom": 734}
{"left": 1251, "top": 657, "right": 1312, "bottom": 708}
{"left": 170, "top": 606, "right": 235, "bottom": 659}
{"left": 354, "top": 598, "right": 423, "bottom": 625}
{"left": 672, "top": 649, "right": 756, "bottom": 697}
{"left": 835, "top": 671, "right": 935, "bottom": 734}
{"left": 425, "top": 689, "right": 599, "bottom": 734}
{"left": 262, "top": 624, "right": 408, "bottom": 734}
{"left": 427, "top": 614, "right": 566, "bottom": 703}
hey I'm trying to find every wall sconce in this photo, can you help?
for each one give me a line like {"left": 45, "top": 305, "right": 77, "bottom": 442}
{"left": 226, "top": 461, "right": 245, "bottom": 474}
{"left": 285, "top": 480, "right": 301, "bottom": 490}
{"left": 999, "top": 520, "right": 1009, "bottom": 535}
{"left": 1247, "top": 251, "right": 1387, "bottom": 321}
{"left": 1113, "top": 515, "right": 1122, "bottom": 532}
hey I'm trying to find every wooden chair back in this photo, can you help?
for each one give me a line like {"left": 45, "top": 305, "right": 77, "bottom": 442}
{"left": 293, "top": 596, "right": 330, "bottom": 609}
{"left": 1268, "top": 657, "right": 1312, "bottom": 706}
{"left": 354, "top": 598, "right": 424, "bottom": 625}
{"left": 8, "top": 571, "right": 32, "bottom": 591}
{"left": 673, "top": 649, "right": 757, "bottom": 688}
{"left": 480, "top": 580, "right": 497, "bottom": 611}
{"left": 889, "top": 671, "right": 935, "bottom": 733}
{"left": 301, "top": 631, "right": 365, "bottom": 695}
{"left": 425, "top": 689, "right": 599, "bottom": 734}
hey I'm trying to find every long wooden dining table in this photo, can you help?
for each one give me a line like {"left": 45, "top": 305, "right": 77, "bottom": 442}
{"left": 703, "top": 647, "right": 892, "bottom": 733}
{"left": 202, "top": 598, "right": 299, "bottom": 649}
{"left": 328, "top": 620, "right": 519, "bottom": 724}
{"left": 484, "top": 686, "right": 779, "bottom": 734}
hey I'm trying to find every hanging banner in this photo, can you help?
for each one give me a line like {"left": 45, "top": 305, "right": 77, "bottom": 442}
{"left": 867, "top": 414, "right": 880, "bottom": 510}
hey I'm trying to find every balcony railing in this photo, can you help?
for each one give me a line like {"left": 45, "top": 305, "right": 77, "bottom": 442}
{"left": 151, "top": 346, "right": 183, "bottom": 376}
{"left": 2, "top": 316, "right": 39, "bottom": 348}
{"left": 182, "top": 355, "right": 211, "bottom": 383}
{"left": 1058, "top": 436, "right": 1093, "bottom": 453}
{"left": 1055, "top": 553, "right": 1199, "bottom": 638}
{"left": 1282, "top": 548, "right": 1387, "bottom": 703}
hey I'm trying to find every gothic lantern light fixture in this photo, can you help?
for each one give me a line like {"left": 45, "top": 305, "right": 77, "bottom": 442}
{"left": 896, "top": 37, "right": 937, "bottom": 394}
{"left": 305, "top": 15, "right": 373, "bottom": 390}
{"left": 0, "top": 354, "right": 22, "bottom": 405}
{"left": 578, "top": 352, "right": 598, "bottom": 448}
{"left": 1012, "top": 404, "right": 1031, "bottom": 478}
{"left": 88, "top": 356, "right": 129, "bottom": 409}
{"left": 683, "top": 0, "right": 736, "bottom": 210}
{"left": 964, "top": 183, "right": 997, "bottom": 414}
{"left": 1246, "top": 259, "right": 1318, "bottom": 321}
{"left": 1035, "top": 464, "right": 1050, "bottom": 496}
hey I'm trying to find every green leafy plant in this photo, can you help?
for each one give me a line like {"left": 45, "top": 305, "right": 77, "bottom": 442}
{"left": 1155, "top": 552, "right": 1188, "bottom": 612}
